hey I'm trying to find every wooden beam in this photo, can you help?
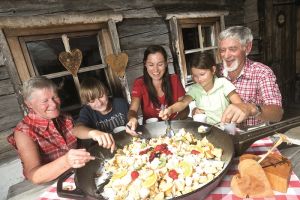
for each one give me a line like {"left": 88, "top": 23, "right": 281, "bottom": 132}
{"left": 166, "top": 11, "right": 229, "bottom": 20}
{"left": 108, "top": 19, "right": 121, "bottom": 54}
{"left": 108, "top": 19, "right": 131, "bottom": 102}
{"left": 0, "top": 13, "right": 123, "bottom": 29}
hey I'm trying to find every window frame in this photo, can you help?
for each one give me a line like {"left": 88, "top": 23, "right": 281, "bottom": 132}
{"left": 3, "top": 21, "right": 125, "bottom": 114}
{"left": 167, "top": 11, "right": 228, "bottom": 86}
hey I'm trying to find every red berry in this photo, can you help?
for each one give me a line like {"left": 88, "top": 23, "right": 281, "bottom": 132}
{"left": 139, "top": 147, "right": 153, "bottom": 155}
{"left": 168, "top": 169, "right": 178, "bottom": 180}
{"left": 191, "top": 150, "right": 200, "bottom": 155}
{"left": 154, "top": 144, "right": 166, "bottom": 152}
{"left": 131, "top": 171, "right": 139, "bottom": 181}
{"left": 162, "top": 149, "right": 172, "bottom": 155}
{"left": 149, "top": 152, "right": 156, "bottom": 162}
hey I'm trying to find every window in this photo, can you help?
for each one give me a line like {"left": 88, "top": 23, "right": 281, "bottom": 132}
{"left": 4, "top": 21, "right": 124, "bottom": 117}
{"left": 167, "top": 11, "right": 228, "bottom": 86}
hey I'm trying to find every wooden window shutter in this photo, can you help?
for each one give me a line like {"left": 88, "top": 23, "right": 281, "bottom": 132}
{"left": 169, "top": 16, "right": 188, "bottom": 87}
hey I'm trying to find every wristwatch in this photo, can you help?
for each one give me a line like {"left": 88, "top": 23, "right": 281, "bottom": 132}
{"left": 254, "top": 104, "right": 262, "bottom": 117}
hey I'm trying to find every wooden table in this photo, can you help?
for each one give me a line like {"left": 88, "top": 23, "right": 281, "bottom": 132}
{"left": 34, "top": 137, "right": 300, "bottom": 200}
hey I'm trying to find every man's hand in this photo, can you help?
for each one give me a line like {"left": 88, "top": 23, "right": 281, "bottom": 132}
{"left": 221, "top": 103, "right": 251, "bottom": 123}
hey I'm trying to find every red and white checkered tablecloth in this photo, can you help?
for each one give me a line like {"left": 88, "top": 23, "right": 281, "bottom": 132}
{"left": 38, "top": 137, "right": 300, "bottom": 200}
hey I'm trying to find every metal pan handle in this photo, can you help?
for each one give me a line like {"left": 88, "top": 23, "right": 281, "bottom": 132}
{"left": 57, "top": 169, "right": 85, "bottom": 199}
{"left": 234, "top": 116, "right": 300, "bottom": 156}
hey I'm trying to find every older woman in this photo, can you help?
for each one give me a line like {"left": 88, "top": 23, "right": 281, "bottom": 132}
{"left": 126, "top": 45, "right": 189, "bottom": 135}
{"left": 7, "top": 77, "right": 94, "bottom": 184}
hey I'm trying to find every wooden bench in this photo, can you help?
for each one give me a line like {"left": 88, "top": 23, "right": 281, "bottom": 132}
{"left": 7, "top": 180, "right": 53, "bottom": 200}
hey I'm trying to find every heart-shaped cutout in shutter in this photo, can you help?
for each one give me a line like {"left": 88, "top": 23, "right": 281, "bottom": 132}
{"left": 105, "top": 53, "right": 128, "bottom": 77}
{"left": 59, "top": 49, "right": 82, "bottom": 77}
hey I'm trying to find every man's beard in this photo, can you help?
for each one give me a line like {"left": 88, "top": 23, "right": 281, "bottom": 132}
{"left": 223, "top": 59, "right": 239, "bottom": 72}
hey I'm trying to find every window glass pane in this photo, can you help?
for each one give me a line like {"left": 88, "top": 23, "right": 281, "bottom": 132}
{"left": 25, "top": 34, "right": 102, "bottom": 75}
{"left": 51, "top": 75, "right": 81, "bottom": 110}
{"left": 201, "top": 26, "right": 213, "bottom": 47}
{"left": 70, "top": 35, "right": 102, "bottom": 67}
{"left": 182, "top": 27, "right": 200, "bottom": 50}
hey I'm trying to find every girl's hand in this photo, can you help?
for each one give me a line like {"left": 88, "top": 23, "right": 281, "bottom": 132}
{"left": 66, "top": 148, "right": 95, "bottom": 168}
{"left": 192, "top": 107, "right": 205, "bottom": 116}
{"left": 88, "top": 130, "right": 115, "bottom": 153}
{"left": 159, "top": 108, "right": 172, "bottom": 120}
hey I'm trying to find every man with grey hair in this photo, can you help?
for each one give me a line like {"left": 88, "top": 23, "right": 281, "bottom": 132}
{"left": 219, "top": 26, "right": 283, "bottom": 126}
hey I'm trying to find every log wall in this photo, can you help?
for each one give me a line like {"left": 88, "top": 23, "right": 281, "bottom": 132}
{"left": 259, "top": 0, "right": 297, "bottom": 108}
{"left": 0, "top": 0, "right": 285, "bottom": 159}
{"left": 297, "top": 6, "right": 300, "bottom": 74}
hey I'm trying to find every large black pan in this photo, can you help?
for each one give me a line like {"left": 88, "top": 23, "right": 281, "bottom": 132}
{"left": 57, "top": 116, "right": 300, "bottom": 199}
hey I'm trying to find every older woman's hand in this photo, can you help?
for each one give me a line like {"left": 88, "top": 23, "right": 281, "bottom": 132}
{"left": 88, "top": 130, "right": 115, "bottom": 153}
{"left": 66, "top": 149, "right": 95, "bottom": 168}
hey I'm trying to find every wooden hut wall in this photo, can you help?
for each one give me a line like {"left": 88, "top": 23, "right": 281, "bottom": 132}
{"left": 258, "top": 0, "right": 297, "bottom": 108}
{"left": 0, "top": 0, "right": 264, "bottom": 157}
{"left": 296, "top": 6, "right": 300, "bottom": 104}
{"left": 118, "top": 1, "right": 246, "bottom": 90}
{"left": 297, "top": 6, "right": 300, "bottom": 74}
{"left": 0, "top": 50, "right": 22, "bottom": 158}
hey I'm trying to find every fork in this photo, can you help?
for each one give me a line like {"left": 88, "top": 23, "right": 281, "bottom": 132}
{"left": 95, "top": 171, "right": 113, "bottom": 196}
{"left": 161, "top": 104, "right": 175, "bottom": 137}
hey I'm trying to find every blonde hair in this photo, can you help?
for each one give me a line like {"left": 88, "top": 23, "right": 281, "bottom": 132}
{"left": 79, "top": 77, "right": 109, "bottom": 104}
{"left": 23, "top": 76, "right": 57, "bottom": 101}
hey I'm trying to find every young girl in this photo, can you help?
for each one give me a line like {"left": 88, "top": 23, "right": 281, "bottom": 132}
{"left": 159, "top": 52, "right": 243, "bottom": 124}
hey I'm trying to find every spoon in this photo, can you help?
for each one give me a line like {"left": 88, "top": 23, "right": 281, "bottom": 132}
{"left": 161, "top": 104, "right": 175, "bottom": 137}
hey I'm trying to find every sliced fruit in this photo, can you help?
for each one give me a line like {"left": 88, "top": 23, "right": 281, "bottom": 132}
{"left": 212, "top": 148, "right": 222, "bottom": 158}
{"left": 179, "top": 161, "right": 193, "bottom": 177}
{"left": 142, "top": 173, "right": 157, "bottom": 188}
{"left": 160, "top": 181, "right": 173, "bottom": 192}
{"left": 141, "top": 170, "right": 154, "bottom": 179}
{"left": 111, "top": 169, "right": 127, "bottom": 180}
{"left": 189, "top": 145, "right": 203, "bottom": 153}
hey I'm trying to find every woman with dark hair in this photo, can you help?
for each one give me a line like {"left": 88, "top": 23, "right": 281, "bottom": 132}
{"left": 159, "top": 52, "right": 243, "bottom": 124}
{"left": 126, "top": 45, "right": 189, "bottom": 135}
